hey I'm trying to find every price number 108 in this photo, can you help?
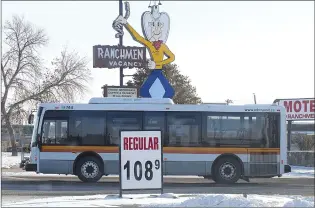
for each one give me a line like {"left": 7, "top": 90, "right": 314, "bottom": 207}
{"left": 123, "top": 160, "right": 160, "bottom": 181}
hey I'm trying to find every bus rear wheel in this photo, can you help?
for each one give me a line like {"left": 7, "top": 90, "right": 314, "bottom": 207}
{"left": 76, "top": 156, "right": 103, "bottom": 183}
{"left": 213, "top": 157, "right": 241, "bottom": 184}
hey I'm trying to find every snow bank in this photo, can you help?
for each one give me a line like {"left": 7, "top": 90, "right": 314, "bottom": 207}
{"left": 280, "top": 166, "right": 314, "bottom": 178}
{"left": 1, "top": 152, "right": 30, "bottom": 169}
{"left": 2, "top": 193, "right": 314, "bottom": 207}
{"left": 145, "top": 194, "right": 314, "bottom": 207}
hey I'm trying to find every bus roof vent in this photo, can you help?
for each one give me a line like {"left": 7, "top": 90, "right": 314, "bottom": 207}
{"left": 88, "top": 97, "right": 174, "bottom": 104}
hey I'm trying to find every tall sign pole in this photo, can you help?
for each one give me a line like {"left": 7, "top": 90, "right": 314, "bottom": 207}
{"left": 119, "top": 0, "right": 124, "bottom": 86}
{"left": 95, "top": 1, "right": 143, "bottom": 92}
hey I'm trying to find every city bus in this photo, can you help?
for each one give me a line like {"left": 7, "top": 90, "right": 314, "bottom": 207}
{"left": 25, "top": 97, "right": 291, "bottom": 183}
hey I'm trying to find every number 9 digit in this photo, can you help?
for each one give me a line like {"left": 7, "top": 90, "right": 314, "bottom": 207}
{"left": 155, "top": 159, "right": 160, "bottom": 170}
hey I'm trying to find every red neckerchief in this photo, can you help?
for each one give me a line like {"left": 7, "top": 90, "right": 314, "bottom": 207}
{"left": 152, "top": 40, "right": 163, "bottom": 50}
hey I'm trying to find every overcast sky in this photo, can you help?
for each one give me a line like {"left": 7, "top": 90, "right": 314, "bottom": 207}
{"left": 2, "top": 1, "right": 314, "bottom": 104}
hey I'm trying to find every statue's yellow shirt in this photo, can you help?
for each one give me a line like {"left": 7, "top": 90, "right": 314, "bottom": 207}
{"left": 126, "top": 24, "right": 175, "bottom": 69}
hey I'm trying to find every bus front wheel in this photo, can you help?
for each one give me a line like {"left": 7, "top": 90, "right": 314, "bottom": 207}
{"left": 213, "top": 157, "right": 241, "bottom": 184}
{"left": 76, "top": 156, "right": 103, "bottom": 183}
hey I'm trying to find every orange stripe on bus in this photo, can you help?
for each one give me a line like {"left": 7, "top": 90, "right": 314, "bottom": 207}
{"left": 248, "top": 148, "right": 280, "bottom": 153}
{"left": 41, "top": 146, "right": 280, "bottom": 154}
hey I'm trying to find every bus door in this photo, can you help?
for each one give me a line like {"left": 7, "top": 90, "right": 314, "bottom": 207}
{"left": 35, "top": 107, "right": 45, "bottom": 173}
{"left": 27, "top": 107, "right": 44, "bottom": 173}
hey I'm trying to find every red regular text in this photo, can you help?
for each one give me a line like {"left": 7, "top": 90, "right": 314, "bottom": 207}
{"left": 123, "top": 136, "right": 159, "bottom": 150}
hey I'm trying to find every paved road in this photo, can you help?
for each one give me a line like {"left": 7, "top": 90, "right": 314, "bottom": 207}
{"left": 2, "top": 174, "right": 314, "bottom": 205}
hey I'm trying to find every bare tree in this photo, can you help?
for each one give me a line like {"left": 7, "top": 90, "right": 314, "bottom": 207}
{"left": 1, "top": 15, "right": 91, "bottom": 156}
{"left": 225, "top": 99, "right": 233, "bottom": 105}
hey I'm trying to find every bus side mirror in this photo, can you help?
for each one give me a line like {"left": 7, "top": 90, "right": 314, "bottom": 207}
{"left": 28, "top": 114, "right": 34, "bottom": 124}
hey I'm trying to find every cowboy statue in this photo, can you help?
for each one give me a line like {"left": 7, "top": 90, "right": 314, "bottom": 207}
{"left": 113, "top": 2, "right": 175, "bottom": 98}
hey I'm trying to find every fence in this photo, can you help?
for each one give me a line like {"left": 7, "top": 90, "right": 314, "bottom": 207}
{"left": 287, "top": 151, "right": 314, "bottom": 167}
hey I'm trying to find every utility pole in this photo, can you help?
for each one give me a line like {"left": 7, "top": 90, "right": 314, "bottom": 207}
{"left": 253, "top": 93, "right": 257, "bottom": 104}
{"left": 119, "top": 0, "right": 124, "bottom": 87}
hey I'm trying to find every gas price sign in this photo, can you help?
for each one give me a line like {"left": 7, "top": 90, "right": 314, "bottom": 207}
{"left": 119, "top": 130, "right": 163, "bottom": 194}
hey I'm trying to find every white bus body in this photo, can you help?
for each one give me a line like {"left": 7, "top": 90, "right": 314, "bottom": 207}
{"left": 25, "top": 97, "right": 291, "bottom": 183}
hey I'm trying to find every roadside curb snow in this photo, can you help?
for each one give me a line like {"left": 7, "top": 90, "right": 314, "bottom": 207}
{"left": 2, "top": 152, "right": 30, "bottom": 169}
{"left": 2, "top": 193, "right": 314, "bottom": 207}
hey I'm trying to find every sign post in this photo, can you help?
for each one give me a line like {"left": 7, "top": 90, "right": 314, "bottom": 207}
{"left": 119, "top": 0, "right": 124, "bottom": 86}
{"left": 119, "top": 130, "right": 163, "bottom": 197}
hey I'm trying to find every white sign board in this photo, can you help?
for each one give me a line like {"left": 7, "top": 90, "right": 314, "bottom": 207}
{"left": 119, "top": 130, "right": 163, "bottom": 191}
{"left": 107, "top": 87, "right": 138, "bottom": 98}
{"left": 278, "top": 98, "right": 315, "bottom": 120}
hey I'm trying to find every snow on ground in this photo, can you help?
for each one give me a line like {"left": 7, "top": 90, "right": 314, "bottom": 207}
{"left": 1, "top": 152, "right": 30, "bottom": 169}
{"left": 278, "top": 166, "right": 315, "bottom": 178}
{"left": 2, "top": 193, "right": 314, "bottom": 207}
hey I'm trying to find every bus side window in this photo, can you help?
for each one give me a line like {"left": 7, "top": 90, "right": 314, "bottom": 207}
{"left": 107, "top": 112, "right": 142, "bottom": 146}
{"left": 70, "top": 117, "right": 104, "bottom": 146}
{"left": 69, "top": 111, "right": 106, "bottom": 146}
{"left": 204, "top": 115, "right": 221, "bottom": 146}
{"left": 143, "top": 112, "right": 166, "bottom": 145}
{"left": 220, "top": 115, "right": 246, "bottom": 147}
{"left": 204, "top": 113, "right": 250, "bottom": 147}
{"left": 68, "top": 117, "right": 82, "bottom": 145}
{"left": 42, "top": 119, "right": 68, "bottom": 145}
{"left": 251, "top": 114, "right": 268, "bottom": 148}
{"left": 55, "top": 120, "right": 68, "bottom": 144}
{"left": 253, "top": 113, "right": 280, "bottom": 148}
{"left": 83, "top": 117, "right": 105, "bottom": 145}
{"left": 166, "top": 112, "right": 201, "bottom": 147}
{"left": 268, "top": 114, "right": 280, "bottom": 148}
{"left": 42, "top": 120, "right": 55, "bottom": 144}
